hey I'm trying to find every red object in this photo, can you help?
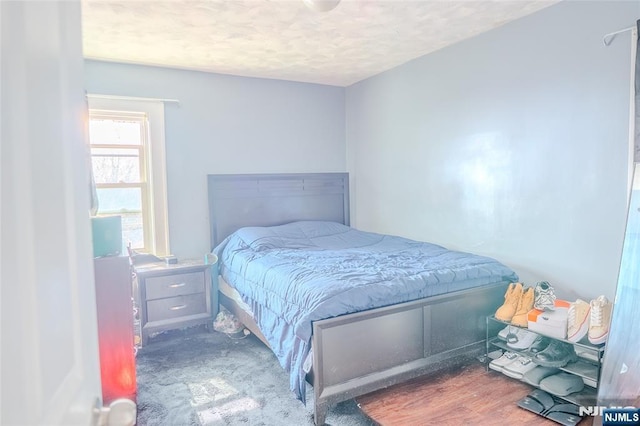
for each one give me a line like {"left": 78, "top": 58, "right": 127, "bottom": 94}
{"left": 94, "top": 256, "right": 137, "bottom": 404}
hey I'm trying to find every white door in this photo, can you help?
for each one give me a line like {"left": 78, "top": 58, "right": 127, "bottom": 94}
{"left": 1, "top": 1, "right": 103, "bottom": 424}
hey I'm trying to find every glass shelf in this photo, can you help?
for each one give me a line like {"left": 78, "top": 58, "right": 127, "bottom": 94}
{"left": 487, "top": 315, "right": 605, "bottom": 355}
{"left": 488, "top": 337, "right": 599, "bottom": 383}
{"left": 485, "top": 315, "right": 603, "bottom": 407}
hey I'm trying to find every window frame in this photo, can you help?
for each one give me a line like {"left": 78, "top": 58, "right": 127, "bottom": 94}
{"left": 87, "top": 96, "right": 170, "bottom": 256}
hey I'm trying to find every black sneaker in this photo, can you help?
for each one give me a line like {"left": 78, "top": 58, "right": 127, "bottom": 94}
{"left": 527, "top": 335, "right": 551, "bottom": 354}
{"left": 533, "top": 340, "right": 578, "bottom": 368}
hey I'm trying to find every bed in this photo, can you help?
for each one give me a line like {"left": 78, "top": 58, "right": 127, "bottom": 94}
{"left": 208, "top": 173, "right": 517, "bottom": 425}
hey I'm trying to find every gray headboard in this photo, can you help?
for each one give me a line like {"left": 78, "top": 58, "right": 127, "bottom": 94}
{"left": 207, "top": 173, "right": 350, "bottom": 249}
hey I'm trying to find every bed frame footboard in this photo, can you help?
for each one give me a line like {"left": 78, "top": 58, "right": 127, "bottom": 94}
{"left": 310, "top": 281, "right": 507, "bottom": 425}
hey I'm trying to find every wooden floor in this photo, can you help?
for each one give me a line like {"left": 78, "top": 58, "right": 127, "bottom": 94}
{"left": 356, "top": 362, "right": 594, "bottom": 426}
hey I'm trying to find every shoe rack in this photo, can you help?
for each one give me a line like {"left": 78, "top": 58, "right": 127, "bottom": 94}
{"left": 485, "top": 315, "right": 605, "bottom": 407}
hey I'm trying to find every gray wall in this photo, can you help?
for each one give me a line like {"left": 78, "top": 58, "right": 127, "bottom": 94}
{"left": 84, "top": 61, "right": 346, "bottom": 259}
{"left": 346, "top": 1, "right": 639, "bottom": 301}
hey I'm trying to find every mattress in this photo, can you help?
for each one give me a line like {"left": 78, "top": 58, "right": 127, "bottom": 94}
{"left": 213, "top": 220, "right": 518, "bottom": 402}
{"left": 219, "top": 276, "right": 252, "bottom": 313}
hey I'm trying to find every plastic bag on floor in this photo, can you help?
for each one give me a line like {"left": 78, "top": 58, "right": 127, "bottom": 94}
{"left": 213, "top": 306, "right": 246, "bottom": 337}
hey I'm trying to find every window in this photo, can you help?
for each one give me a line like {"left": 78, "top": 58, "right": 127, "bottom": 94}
{"left": 88, "top": 97, "right": 169, "bottom": 256}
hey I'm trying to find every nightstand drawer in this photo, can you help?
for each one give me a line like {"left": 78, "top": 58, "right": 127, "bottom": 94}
{"left": 145, "top": 272, "right": 205, "bottom": 300}
{"left": 146, "top": 294, "right": 207, "bottom": 322}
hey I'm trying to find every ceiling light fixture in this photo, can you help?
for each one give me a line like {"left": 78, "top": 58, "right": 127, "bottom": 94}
{"left": 303, "top": 0, "right": 341, "bottom": 12}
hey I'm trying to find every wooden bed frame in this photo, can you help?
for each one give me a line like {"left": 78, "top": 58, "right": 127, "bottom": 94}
{"left": 207, "top": 173, "right": 508, "bottom": 425}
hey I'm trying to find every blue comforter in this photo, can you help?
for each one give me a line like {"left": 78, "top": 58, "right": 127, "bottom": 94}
{"left": 213, "top": 221, "right": 517, "bottom": 402}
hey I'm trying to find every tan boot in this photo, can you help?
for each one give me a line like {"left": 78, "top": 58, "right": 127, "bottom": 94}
{"left": 511, "top": 287, "right": 535, "bottom": 327}
{"left": 495, "top": 283, "right": 523, "bottom": 321}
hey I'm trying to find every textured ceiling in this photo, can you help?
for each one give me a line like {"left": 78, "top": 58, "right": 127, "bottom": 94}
{"left": 81, "top": 0, "right": 558, "bottom": 87}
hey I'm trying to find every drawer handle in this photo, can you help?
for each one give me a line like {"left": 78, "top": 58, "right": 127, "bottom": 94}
{"left": 168, "top": 282, "right": 186, "bottom": 288}
{"left": 169, "top": 304, "right": 187, "bottom": 311}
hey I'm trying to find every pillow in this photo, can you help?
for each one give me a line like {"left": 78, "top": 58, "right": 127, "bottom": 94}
{"left": 235, "top": 221, "right": 349, "bottom": 252}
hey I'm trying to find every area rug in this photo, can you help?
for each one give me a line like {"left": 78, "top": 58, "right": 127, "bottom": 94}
{"left": 135, "top": 327, "right": 375, "bottom": 425}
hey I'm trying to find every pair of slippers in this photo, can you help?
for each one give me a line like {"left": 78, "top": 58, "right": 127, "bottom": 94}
{"left": 517, "top": 389, "right": 583, "bottom": 426}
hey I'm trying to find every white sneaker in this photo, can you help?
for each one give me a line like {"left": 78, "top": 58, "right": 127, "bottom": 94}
{"left": 506, "top": 328, "right": 539, "bottom": 350}
{"left": 489, "top": 351, "right": 519, "bottom": 373}
{"left": 588, "top": 295, "right": 612, "bottom": 344}
{"left": 534, "top": 281, "right": 556, "bottom": 311}
{"left": 498, "top": 325, "right": 520, "bottom": 342}
{"left": 567, "top": 299, "right": 590, "bottom": 343}
{"left": 503, "top": 356, "right": 538, "bottom": 379}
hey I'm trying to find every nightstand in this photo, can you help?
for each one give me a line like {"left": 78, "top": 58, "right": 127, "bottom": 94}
{"left": 134, "top": 259, "right": 218, "bottom": 345}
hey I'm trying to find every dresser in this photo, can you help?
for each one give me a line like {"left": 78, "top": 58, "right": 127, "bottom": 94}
{"left": 134, "top": 260, "right": 217, "bottom": 345}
